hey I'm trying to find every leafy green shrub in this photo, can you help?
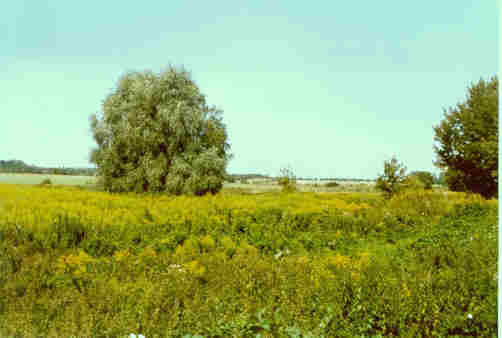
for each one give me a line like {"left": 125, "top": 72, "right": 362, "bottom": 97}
{"left": 39, "top": 178, "right": 52, "bottom": 186}
{"left": 401, "top": 174, "right": 426, "bottom": 192}
{"left": 324, "top": 181, "right": 340, "bottom": 188}
{"left": 225, "top": 175, "right": 236, "bottom": 183}
{"left": 408, "top": 171, "right": 435, "bottom": 190}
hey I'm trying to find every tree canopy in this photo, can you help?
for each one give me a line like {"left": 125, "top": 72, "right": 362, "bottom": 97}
{"left": 90, "top": 65, "right": 232, "bottom": 195}
{"left": 433, "top": 76, "right": 498, "bottom": 199}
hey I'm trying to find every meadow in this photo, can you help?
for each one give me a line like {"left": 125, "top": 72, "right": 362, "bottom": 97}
{"left": 0, "top": 182, "right": 497, "bottom": 337}
{"left": 0, "top": 173, "right": 97, "bottom": 186}
{"left": 0, "top": 173, "right": 377, "bottom": 194}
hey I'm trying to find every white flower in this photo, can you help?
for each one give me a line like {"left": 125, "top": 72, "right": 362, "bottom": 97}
{"left": 129, "top": 334, "right": 145, "bottom": 338}
{"left": 167, "top": 264, "right": 185, "bottom": 273}
{"left": 274, "top": 251, "right": 283, "bottom": 259}
{"left": 467, "top": 313, "right": 473, "bottom": 319}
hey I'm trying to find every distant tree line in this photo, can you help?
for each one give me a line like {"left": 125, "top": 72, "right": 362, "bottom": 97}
{"left": 0, "top": 160, "right": 96, "bottom": 176}
{"left": 0, "top": 160, "right": 36, "bottom": 173}
{"left": 226, "top": 173, "right": 378, "bottom": 183}
{"left": 228, "top": 174, "right": 270, "bottom": 181}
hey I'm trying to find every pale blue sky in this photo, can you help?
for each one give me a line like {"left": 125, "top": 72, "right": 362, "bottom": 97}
{"left": 1, "top": 1, "right": 497, "bottom": 179}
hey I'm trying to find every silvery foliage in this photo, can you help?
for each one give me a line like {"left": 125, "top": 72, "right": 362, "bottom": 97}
{"left": 90, "top": 65, "right": 231, "bottom": 195}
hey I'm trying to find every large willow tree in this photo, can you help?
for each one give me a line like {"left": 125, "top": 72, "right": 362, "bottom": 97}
{"left": 90, "top": 65, "right": 232, "bottom": 195}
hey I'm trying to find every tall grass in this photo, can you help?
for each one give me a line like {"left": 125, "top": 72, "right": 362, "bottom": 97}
{"left": 0, "top": 184, "right": 497, "bottom": 336}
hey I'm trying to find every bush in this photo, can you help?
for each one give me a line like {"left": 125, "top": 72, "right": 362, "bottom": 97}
{"left": 39, "top": 178, "right": 52, "bottom": 186}
{"left": 325, "top": 181, "right": 340, "bottom": 188}
{"left": 401, "top": 175, "right": 425, "bottom": 192}
{"left": 225, "top": 175, "right": 236, "bottom": 183}
{"left": 407, "top": 171, "right": 435, "bottom": 190}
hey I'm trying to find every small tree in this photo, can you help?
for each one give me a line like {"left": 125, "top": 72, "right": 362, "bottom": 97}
{"left": 375, "top": 156, "right": 407, "bottom": 199}
{"left": 433, "top": 76, "right": 498, "bottom": 198}
{"left": 278, "top": 166, "right": 297, "bottom": 193}
{"left": 90, "top": 65, "right": 232, "bottom": 195}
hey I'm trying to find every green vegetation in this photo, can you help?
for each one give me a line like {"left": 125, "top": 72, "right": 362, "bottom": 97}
{"left": 230, "top": 174, "right": 271, "bottom": 181}
{"left": 278, "top": 166, "right": 297, "bottom": 193}
{"left": 0, "top": 185, "right": 497, "bottom": 337}
{"left": 39, "top": 178, "right": 52, "bottom": 186}
{"left": 0, "top": 173, "right": 97, "bottom": 186}
{"left": 89, "top": 65, "right": 232, "bottom": 195}
{"left": 434, "top": 75, "right": 498, "bottom": 198}
{"left": 375, "top": 156, "right": 407, "bottom": 199}
{"left": 1, "top": 66, "right": 498, "bottom": 337}
{"left": 407, "top": 171, "right": 435, "bottom": 190}
{"left": 0, "top": 160, "right": 37, "bottom": 173}
{"left": 0, "top": 159, "right": 96, "bottom": 176}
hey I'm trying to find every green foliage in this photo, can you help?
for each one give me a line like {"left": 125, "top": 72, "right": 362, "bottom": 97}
{"left": 401, "top": 175, "right": 426, "bottom": 193}
{"left": 39, "top": 178, "right": 52, "bottom": 186}
{"left": 324, "top": 181, "right": 340, "bottom": 188}
{"left": 436, "top": 171, "right": 447, "bottom": 186}
{"left": 278, "top": 166, "right": 297, "bottom": 193}
{"left": 375, "top": 156, "right": 407, "bottom": 199}
{"left": 1, "top": 186, "right": 497, "bottom": 336}
{"left": 433, "top": 75, "right": 498, "bottom": 198}
{"left": 0, "top": 160, "right": 96, "bottom": 176}
{"left": 224, "top": 174, "right": 236, "bottom": 183}
{"left": 51, "top": 167, "right": 70, "bottom": 175}
{"left": 0, "top": 159, "right": 39, "bottom": 174}
{"left": 407, "top": 171, "right": 434, "bottom": 190}
{"left": 89, "top": 65, "right": 232, "bottom": 195}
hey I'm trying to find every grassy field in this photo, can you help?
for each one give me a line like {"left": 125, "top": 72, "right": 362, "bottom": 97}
{"left": 0, "top": 173, "right": 97, "bottom": 186}
{"left": 0, "top": 173, "right": 379, "bottom": 194}
{"left": 0, "top": 183, "right": 497, "bottom": 337}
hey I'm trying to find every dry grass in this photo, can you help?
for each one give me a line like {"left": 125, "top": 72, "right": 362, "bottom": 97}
{"left": 0, "top": 173, "right": 96, "bottom": 186}
{"left": 223, "top": 180, "right": 377, "bottom": 194}
{"left": 0, "top": 173, "right": 381, "bottom": 194}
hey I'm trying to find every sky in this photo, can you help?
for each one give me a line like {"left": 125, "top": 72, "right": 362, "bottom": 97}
{"left": 1, "top": 1, "right": 498, "bottom": 179}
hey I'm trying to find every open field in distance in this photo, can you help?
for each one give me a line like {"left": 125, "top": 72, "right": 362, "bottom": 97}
{"left": 0, "top": 173, "right": 380, "bottom": 193}
{"left": 0, "top": 173, "right": 96, "bottom": 186}
{"left": 0, "top": 173, "right": 446, "bottom": 195}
